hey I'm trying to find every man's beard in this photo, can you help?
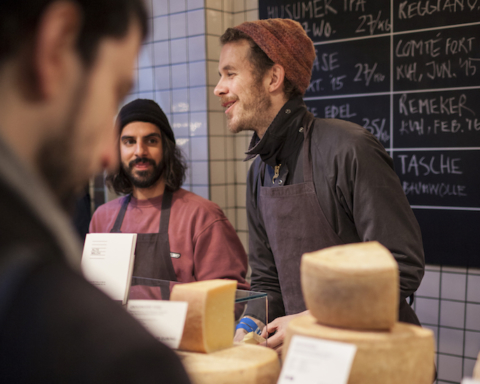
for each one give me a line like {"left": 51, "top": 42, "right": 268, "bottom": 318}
{"left": 226, "top": 81, "right": 273, "bottom": 134}
{"left": 123, "top": 157, "right": 164, "bottom": 189}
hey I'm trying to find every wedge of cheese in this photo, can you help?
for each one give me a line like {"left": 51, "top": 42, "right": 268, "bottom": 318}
{"left": 177, "top": 344, "right": 280, "bottom": 384}
{"left": 301, "top": 241, "right": 399, "bottom": 330}
{"left": 170, "top": 279, "right": 237, "bottom": 353}
{"left": 284, "top": 314, "right": 435, "bottom": 384}
{"left": 242, "top": 332, "right": 266, "bottom": 345}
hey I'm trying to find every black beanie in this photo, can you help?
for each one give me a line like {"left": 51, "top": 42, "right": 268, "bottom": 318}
{"left": 117, "top": 99, "right": 175, "bottom": 143}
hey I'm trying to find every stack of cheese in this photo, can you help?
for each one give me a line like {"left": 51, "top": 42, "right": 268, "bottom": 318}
{"left": 171, "top": 280, "right": 280, "bottom": 384}
{"left": 283, "top": 241, "right": 435, "bottom": 384}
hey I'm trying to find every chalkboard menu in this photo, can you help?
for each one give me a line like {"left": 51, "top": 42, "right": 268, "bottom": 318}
{"left": 259, "top": 0, "right": 480, "bottom": 267}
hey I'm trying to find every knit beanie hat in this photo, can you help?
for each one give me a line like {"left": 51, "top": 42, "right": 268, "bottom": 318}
{"left": 234, "top": 19, "right": 315, "bottom": 95}
{"left": 117, "top": 99, "right": 175, "bottom": 143}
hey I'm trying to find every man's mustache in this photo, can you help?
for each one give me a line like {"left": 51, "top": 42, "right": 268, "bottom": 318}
{"left": 129, "top": 157, "right": 156, "bottom": 168}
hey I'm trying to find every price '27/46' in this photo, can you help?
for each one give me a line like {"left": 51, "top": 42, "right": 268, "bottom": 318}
{"left": 354, "top": 63, "right": 386, "bottom": 87}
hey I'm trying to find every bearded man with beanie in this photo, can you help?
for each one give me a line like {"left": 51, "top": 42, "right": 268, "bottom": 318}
{"left": 214, "top": 19, "right": 425, "bottom": 354}
{"left": 90, "top": 99, "right": 249, "bottom": 292}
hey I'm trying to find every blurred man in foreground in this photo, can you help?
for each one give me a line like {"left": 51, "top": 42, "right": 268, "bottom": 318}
{"left": 0, "top": 1, "right": 190, "bottom": 382}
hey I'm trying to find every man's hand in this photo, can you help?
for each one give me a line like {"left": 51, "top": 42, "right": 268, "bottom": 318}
{"left": 259, "top": 311, "right": 309, "bottom": 357}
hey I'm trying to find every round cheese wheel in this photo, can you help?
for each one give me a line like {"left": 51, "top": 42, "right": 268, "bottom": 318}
{"left": 177, "top": 344, "right": 280, "bottom": 384}
{"left": 301, "top": 241, "right": 399, "bottom": 330}
{"left": 284, "top": 315, "right": 435, "bottom": 384}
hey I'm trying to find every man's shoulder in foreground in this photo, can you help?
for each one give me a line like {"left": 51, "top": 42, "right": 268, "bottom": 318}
{"left": 0, "top": 249, "right": 190, "bottom": 383}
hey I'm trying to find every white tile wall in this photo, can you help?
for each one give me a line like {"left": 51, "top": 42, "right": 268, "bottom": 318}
{"left": 154, "top": 66, "right": 170, "bottom": 89}
{"left": 415, "top": 265, "right": 480, "bottom": 383}
{"left": 152, "top": 0, "right": 168, "bottom": 16}
{"left": 206, "top": 0, "right": 222, "bottom": 10}
{"left": 438, "top": 355, "right": 464, "bottom": 382}
{"left": 188, "top": 36, "right": 206, "bottom": 61}
{"left": 171, "top": 38, "right": 188, "bottom": 63}
{"left": 189, "top": 62, "right": 207, "bottom": 87}
{"left": 169, "top": 13, "right": 187, "bottom": 38}
{"left": 188, "top": 0, "right": 204, "bottom": 10}
{"left": 172, "top": 113, "right": 189, "bottom": 137}
{"left": 189, "top": 112, "right": 207, "bottom": 136}
{"left": 189, "top": 87, "right": 207, "bottom": 111}
{"left": 153, "top": 16, "right": 169, "bottom": 41}
{"left": 169, "top": 0, "right": 186, "bottom": 13}
{"left": 187, "top": 10, "right": 205, "bottom": 36}
{"left": 153, "top": 41, "right": 170, "bottom": 65}
{"left": 125, "top": 0, "right": 210, "bottom": 199}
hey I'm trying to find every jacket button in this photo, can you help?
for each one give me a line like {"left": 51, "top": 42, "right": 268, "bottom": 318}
{"left": 299, "top": 127, "right": 304, "bottom": 132}
{"left": 285, "top": 109, "right": 291, "bottom": 114}
{"left": 278, "top": 180, "right": 283, "bottom": 184}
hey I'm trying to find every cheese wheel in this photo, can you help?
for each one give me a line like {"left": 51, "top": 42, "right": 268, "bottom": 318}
{"left": 171, "top": 279, "right": 237, "bottom": 353}
{"left": 177, "top": 344, "right": 280, "bottom": 384}
{"left": 301, "top": 241, "right": 399, "bottom": 330}
{"left": 284, "top": 315, "right": 435, "bottom": 384}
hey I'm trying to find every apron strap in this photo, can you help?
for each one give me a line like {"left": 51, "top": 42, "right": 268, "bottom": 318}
{"left": 301, "top": 112, "right": 316, "bottom": 184}
{"left": 158, "top": 188, "right": 173, "bottom": 234}
{"left": 110, "top": 194, "right": 132, "bottom": 233}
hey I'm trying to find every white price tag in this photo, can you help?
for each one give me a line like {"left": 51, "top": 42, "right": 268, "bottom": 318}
{"left": 127, "top": 300, "right": 188, "bottom": 349}
{"left": 462, "top": 379, "right": 480, "bottom": 384}
{"left": 278, "top": 336, "right": 357, "bottom": 384}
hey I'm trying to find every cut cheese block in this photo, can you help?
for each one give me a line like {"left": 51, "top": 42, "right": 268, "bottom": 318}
{"left": 474, "top": 352, "right": 480, "bottom": 380}
{"left": 170, "top": 279, "right": 237, "bottom": 353}
{"left": 177, "top": 344, "right": 280, "bottom": 384}
{"left": 284, "top": 314, "right": 435, "bottom": 384}
{"left": 242, "top": 332, "right": 266, "bottom": 345}
{"left": 301, "top": 241, "right": 399, "bottom": 330}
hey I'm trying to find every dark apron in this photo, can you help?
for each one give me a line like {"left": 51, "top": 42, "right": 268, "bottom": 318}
{"left": 259, "top": 112, "right": 344, "bottom": 315}
{"left": 110, "top": 189, "right": 177, "bottom": 284}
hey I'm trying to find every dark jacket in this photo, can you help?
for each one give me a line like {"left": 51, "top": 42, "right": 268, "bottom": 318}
{"left": 0, "top": 136, "right": 191, "bottom": 384}
{"left": 246, "top": 97, "right": 425, "bottom": 323}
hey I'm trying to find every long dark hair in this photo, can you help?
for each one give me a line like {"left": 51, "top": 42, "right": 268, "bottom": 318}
{"left": 106, "top": 130, "right": 187, "bottom": 195}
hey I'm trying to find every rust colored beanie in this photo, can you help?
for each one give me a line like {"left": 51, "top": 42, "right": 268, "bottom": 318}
{"left": 234, "top": 19, "right": 315, "bottom": 95}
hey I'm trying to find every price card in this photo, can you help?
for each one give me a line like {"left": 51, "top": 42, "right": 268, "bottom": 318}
{"left": 462, "top": 379, "right": 480, "bottom": 384}
{"left": 127, "top": 300, "right": 188, "bottom": 349}
{"left": 278, "top": 336, "right": 357, "bottom": 384}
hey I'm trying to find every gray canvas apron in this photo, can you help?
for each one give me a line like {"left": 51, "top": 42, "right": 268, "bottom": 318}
{"left": 110, "top": 189, "right": 177, "bottom": 284}
{"left": 259, "top": 112, "right": 344, "bottom": 315}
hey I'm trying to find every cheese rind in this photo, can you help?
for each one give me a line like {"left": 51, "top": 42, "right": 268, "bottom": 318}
{"left": 170, "top": 279, "right": 237, "bottom": 353}
{"left": 284, "top": 314, "right": 435, "bottom": 384}
{"left": 301, "top": 241, "right": 399, "bottom": 330}
{"left": 177, "top": 344, "right": 280, "bottom": 384}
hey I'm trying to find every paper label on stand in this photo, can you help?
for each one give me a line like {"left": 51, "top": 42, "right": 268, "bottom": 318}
{"left": 278, "top": 335, "right": 357, "bottom": 384}
{"left": 127, "top": 300, "right": 188, "bottom": 349}
{"left": 462, "top": 379, "right": 480, "bottom": 384}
